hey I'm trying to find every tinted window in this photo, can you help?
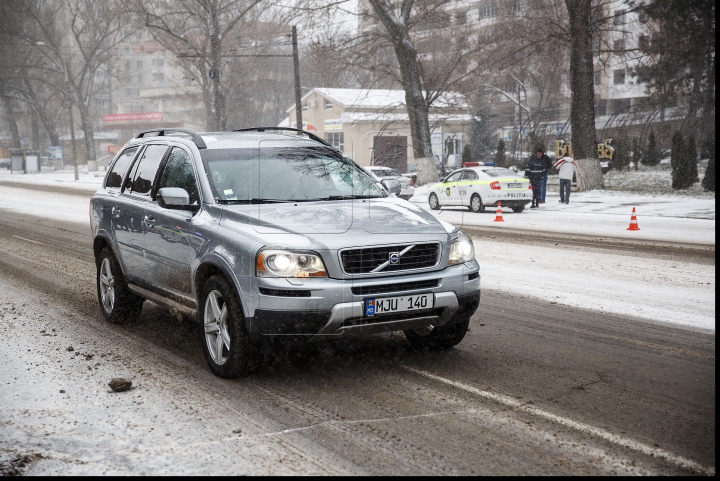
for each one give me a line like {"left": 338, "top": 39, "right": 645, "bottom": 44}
{"left": 106, "top": 147, "right": 138, "bottom": 189}
{"left": 483, "top": 168, "right": 516, "bottom": 178}
{"left": 462, "top": 170, "right": 478, "bottom": 181}
{"left": 128, "top": 145, "right": 167, "bottom": 195}
{"left": 157, "top": 148, "right": 199, "bottom": 205}
{"left": 445, "top": 171, "right": 463, "bottom": 183}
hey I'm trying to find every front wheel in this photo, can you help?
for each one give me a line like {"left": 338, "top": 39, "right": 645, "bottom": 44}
{"left": 511, "top": 205, "right": 526, "bottom": 213}
{"left": 470, "top": 194, "right": 485, "bottom": 213}
{"left": 404, "top": 318, "right": 470, "bottom": 351}
{"left": 200, "top": 275, "right": 254, "bottom": 378}
{"left": 429, "top": 193, "right": 440, "bottom": 210}
{"left": 96, "top": 248, "right": 143, "bottom": 324}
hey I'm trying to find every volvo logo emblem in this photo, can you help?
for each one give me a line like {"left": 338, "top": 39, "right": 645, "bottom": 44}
{"left": 388, "top": 252, "right": 400, "bottom": 265}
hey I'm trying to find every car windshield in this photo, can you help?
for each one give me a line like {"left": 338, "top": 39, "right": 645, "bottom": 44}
{"left": 483, "top": 168, "right": 517, "bottom": 178}
{"left": 202, "top": 146, "right": 386, "bottom": 203}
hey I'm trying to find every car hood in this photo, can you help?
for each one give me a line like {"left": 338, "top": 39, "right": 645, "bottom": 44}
{"left": 219, "top": 198, "right": 455, "bottom": 248}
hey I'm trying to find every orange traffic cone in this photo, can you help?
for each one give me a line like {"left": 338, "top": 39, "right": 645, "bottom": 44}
{"left": 494, "top": 202, "right": 504, "bottom": 222}
{"left": 627, "top": 207, "right": 640, "bottom": 231}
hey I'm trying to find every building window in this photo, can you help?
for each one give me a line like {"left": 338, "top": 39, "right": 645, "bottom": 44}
{"left": 136, "top": 60, "right": 143, "bottom": 68}
{"left": 613, "top": 39, "right": 625, "bottom": 52}
{"left": 594, "top": 71, "right": 601, "bottom": 85}
{"left": 326, "top": 132, "right": 344, "bottom": 150}
{"left": 125, "top": 88, "right": 132, "bottom": 97}
{"left": 614, "top": 69, "right": 626, "bottom": 85}
{"left": 152, "top": 58, "right": 164, "bottom": 67}
{"left": 479, "top": 2, "right": 497, "bottom": 19}
{"left": 152, "top": 73, "right": 164, "bottom": 82}
{"left": 95, "top": 69, "right": 105, "bottom": 78}
{"left": 639, "top": 10, "right": 649, "bottom": 23}
{"left": 613, "top": 9, "right": 626, "bottom": 25}
{"left": 592, "top": 36, "right": 601, "bottom": 53}
{"left": 613, "top": 98, "right": 631, "bottom": 113}
{"left": 456, "top": 11, "right": 467, "bottom": 25}
{"left": 325, "top": 99, "right": 333, "bottom": 109}
{"left": 137, "top": 73, "right": 143, "bottom": 83}
{"left": 638, "top": 34, "right": 648, "bottom": 50}
{"left": 123, "top": 45, "right": 130, "bottom": 53}
{"left": 302, "top": 103, "right": 308, "bottom": 111}
{"left": 468, "top": 8, "right": 479, "bottom": 23}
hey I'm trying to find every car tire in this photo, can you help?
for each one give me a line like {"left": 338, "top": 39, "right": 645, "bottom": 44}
{"left": 429, "top": 193, "right": 440, "bottom": 210}
{"left": 96, "top": 248, "right": 143, "bottom": 324}
{"left": 404, "top": 317, "right": 470, "bottom": 351}
{"left": 470, "top": 194, "right": 485, "bottom": 213}
{"left": 511, "top": 205, "right": 525, "bottom": 213}
{"left": 200, "top": 275, "right": 254, "bottom": 378}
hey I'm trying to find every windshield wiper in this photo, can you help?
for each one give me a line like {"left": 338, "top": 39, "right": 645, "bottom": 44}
{"left": 312, "top": 195, "right": 384, "bottom": 201}
{"left": 216, "top": 198, "right": 293, "bottom": 205}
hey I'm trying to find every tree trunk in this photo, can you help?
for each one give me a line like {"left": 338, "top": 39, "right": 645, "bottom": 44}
{"left": 31, "top": 108, "right": 40, "bottom": 151}
{"left": 369, "top": 0, "right": 437, "bottom": 184}
{"left": 77, "top": 101, "right": 96, "bottom": 162}
{"left": 24, "top": 78, "right": 59, "bottom": 145}
{"left": 209, "top": 9, "right": 226, "bottom": 131}
{"left": 575, "top": 158, "right": 604, "bottom": 191}
{"left": 565, "top": 0, "right": 603, "bottom": 190}
{"left": 2, "top": 95, "right": 22, "bottom": 148}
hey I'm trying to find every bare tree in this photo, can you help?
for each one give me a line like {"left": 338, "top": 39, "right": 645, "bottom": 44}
{"left": 132, "top": 0, "right": 264, "bottom": 131}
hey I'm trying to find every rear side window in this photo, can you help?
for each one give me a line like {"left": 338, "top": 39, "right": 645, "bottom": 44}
{"left": 106, "top": 147, "right": 138, "bottom": 189}
{"left": 157, "top": 147, "right": 200, "bottom": 205}
{"left": 127, "top": 144, "right": 168, "bottom": 195}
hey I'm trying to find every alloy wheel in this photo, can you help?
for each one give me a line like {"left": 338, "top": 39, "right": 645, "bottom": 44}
{"left": 204, "top": 290, "right": 230, "bottom": 365}
{"left": 99, "top": 258, "right": 115, "bottom": 313}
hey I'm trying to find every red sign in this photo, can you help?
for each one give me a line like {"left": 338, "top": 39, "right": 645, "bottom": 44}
{"left": 108, "top": 144, "right": 121, "bottom": 154}
{"left": 102, "top": 112, "right": 163, "bottom": 123}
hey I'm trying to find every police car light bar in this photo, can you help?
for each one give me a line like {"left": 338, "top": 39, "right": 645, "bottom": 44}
{"left": 462, "top": 162, "right": 496, "bottom": 167}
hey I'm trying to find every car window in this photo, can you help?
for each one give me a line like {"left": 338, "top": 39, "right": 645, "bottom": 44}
{"left": 201, "top": 147, "right": 386, "bottom": 202}
{"left": 157, "top": 147, "right": 199, "bottom": 205}
{"left": 461, "top": 170, "right": 478, "bottom": 181}
{"left": 445, "top": 171, "right": 463, "bottom": 183}
{"left": 106, "top": 147, "right": 138, "bottom": 189}
{"left": 127, "top": 144, "right": 168, "bottom": 195}
{"left": 387, "top": 169, "right": 401, "bottom": 176}
{"left": 483, "top": 168, "right": 516, "bottom": 178}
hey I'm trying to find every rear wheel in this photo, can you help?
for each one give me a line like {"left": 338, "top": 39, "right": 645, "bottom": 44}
{"left": 405, "top": 318, "right": 470, "bottom": 351}
{"left": 200, "top": 275, "right": 254, "bottom": 378}
{"left": 429, "top": 193, "right": 440, "bottom": 210}
{"left": 470, "top": 194, "right": 485, "bottom": 213}
{"left": 511, "top": 205, "right": 526, "bottom": 213}
{"left": 96, "top": 248, "right": 143, "bottom": 324}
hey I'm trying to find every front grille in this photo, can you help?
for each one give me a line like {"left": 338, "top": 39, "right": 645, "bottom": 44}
{"left": 340, "top": 243, "right": 440, "bottom": 274}
{"left": 351, "top": 279, "right": 439, "bottom": 296}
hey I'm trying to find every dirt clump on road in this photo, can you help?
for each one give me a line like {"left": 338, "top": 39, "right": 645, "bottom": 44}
{"left": 108, "top": 378, "right": 132, "bottom": 392}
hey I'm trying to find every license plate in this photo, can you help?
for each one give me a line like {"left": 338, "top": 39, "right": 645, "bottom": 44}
{"left": 365, "top": 293, "right": 434, "bottom": 316}
{"left": 508, "top": 183, "right": 523, "bottom": 188}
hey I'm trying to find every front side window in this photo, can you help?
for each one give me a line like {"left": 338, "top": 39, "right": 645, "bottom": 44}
{"left": 462, "top": 170, "right": 478, "bottom": 181}
{"left": 127, "top": 144, "right": 168, "bottom": 195}
{"left": 106, "top": 147, "right": 139, "bottom": 189}
{"left": 157, "top": 147, "right": 200, "bottom": 205}
{"left": 445, "top": 171, "right": 463, "bottom": 183}
{"left": 201, "top": 147, "right": 385, "bottom": 203}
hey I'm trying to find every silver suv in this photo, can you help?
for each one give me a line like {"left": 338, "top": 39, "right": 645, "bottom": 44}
{"left": 90, "top": 128, "right": 481, "bottom": 378}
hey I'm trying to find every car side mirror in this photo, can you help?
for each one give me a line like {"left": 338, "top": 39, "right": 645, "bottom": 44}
{"left": 157, "top": 187, "right": 199, "bottom": 212}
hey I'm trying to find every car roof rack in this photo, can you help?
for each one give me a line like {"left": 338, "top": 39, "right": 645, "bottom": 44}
{"left": 232, "top": 127, "right": 331, "bottom": 147}
{"left": 135, "top": 128, "right": 207, "bottom": 149}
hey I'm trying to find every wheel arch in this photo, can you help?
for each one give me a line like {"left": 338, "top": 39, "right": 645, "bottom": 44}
{"left": 194, "top": 258, "right": 248, "bottom": 318}
{"left": 93, "top": 234, "right": 119, "bottom": 266}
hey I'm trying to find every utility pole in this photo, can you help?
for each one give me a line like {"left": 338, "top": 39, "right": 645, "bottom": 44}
{"left": 292, "top": 26, "right": 302, "bottom": 131}
{"left": 68, "top": 104, "right": 79, "bottom": 181}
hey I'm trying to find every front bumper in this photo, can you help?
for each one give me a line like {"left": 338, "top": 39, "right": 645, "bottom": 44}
{"left": 245, "top": 262, "right": 480, "bottom": 338}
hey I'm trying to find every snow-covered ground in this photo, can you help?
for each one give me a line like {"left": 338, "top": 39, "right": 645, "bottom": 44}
{"left": 0, "top": 167, "right": 103, "bottom": 193}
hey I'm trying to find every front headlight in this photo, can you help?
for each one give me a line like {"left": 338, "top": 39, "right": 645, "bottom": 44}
{"left": 448, "top": 231, "right": 475, "bottom": 266}
{"left": 256, "top": 249, "right": 328, "bottom": 278}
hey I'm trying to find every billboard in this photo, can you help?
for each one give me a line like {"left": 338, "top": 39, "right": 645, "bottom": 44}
{"left": 102, "top": 112, "right": 163, "bottom": 123}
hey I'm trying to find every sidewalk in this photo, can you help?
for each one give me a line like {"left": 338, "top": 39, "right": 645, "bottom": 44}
{"left": 409, "top": 186, "right": 715, "bottom": 247}
{"left": 0, "top": 168, "right": 103, "bottom": 194}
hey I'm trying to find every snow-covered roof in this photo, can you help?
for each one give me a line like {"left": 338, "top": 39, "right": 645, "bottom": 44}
{"left": 287, "top": 88, "right": 468, "bottom": 112}
{"left": 59, "top": 131, "right": 119, "bottom": 141}
{"left": 340, "top": 112, "right": 473, "bottom": 124}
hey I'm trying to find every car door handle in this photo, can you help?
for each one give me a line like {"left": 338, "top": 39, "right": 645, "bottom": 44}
{"left": 144, "top": 215, "right": 155, "bottom": 226}
{"left": 111, "top": 207, "right": 121, "bottom": 216}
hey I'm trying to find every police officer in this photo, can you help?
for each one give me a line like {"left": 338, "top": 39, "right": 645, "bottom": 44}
{"left": 525, "top": 148, "right": 547, "bottom": 208}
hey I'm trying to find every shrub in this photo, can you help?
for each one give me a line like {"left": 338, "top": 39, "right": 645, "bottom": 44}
{"left": 643, "top": 131, "right": 661, "bottom": 166}
{"left": 494, "top": 139, "right": 506, "bottom": 166}
{"left": 462, "top": 144, "right": 472, "bottom": 165}
{"left": 671, "top": 131, "right": 695, "bottom": 190}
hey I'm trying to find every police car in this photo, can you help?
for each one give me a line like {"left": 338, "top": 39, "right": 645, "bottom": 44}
{"left": 427, "top": 162, "right": 533, "bottom": 213}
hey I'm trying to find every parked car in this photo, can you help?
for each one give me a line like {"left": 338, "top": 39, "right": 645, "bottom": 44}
{"left": 90, "top": 127, "right": 481, "bottom": 378}
{"left": 364, "top": 166, "right": 415, "bottom": 200}
{"left": 427, "top": 165, "right": 532, "bottom": 213}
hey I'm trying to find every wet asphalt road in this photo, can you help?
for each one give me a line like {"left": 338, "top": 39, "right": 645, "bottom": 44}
{"left": 0, "top": 194, "right": 715, "bottom": 475}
